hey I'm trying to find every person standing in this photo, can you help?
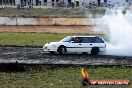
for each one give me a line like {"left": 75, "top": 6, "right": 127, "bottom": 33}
{"left": 100, "top": 0, "right": 104, "bottom": 7}
{"left": 107, "top": 1, "right": 111, "bottom": 8}
{"left": 76, "top": 0, "right": 79, "bottom": 7}
{"left": 71, "top": 0, "right": 75, "bottom": 7}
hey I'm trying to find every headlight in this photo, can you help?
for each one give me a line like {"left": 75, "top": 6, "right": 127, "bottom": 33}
{"left": 44, "top": 43, "right": 49, "bottom": 46}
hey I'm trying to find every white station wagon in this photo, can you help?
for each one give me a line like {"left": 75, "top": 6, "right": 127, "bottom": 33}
{"left": 43, "top": 36, "right": 106, "bottom": 55}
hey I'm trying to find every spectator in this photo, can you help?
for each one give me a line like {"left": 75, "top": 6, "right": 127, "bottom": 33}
{"left": 76, "top": 0, "right": 79, "bottom": 7}
{"left": 107, "top": 1, "right": 111, "bottom": 8}
{"left": 92, "top": 1, "right": 96, "bottom": 6}
{"left": 100, "top": 0, "right": 104, "bottom": 7}
{"left": 71, "top": 0, "right": 75, "bottom": 8}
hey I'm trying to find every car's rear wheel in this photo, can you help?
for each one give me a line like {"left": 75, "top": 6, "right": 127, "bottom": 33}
{"left": 91, "top": 47, "right": 99, "bottom": 55}
{"left": 57, "top": 46, "right": 67, "bottom": 54}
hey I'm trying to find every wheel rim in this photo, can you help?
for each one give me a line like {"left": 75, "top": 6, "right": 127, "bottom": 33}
{"left": 61, "top": 47, "right": 65, "bottom": 53}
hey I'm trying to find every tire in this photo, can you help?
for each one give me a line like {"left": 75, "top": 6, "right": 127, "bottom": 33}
{"left": 91, "top": 47, "right": 99, "bottom": 55}
{"left": 49, "top": 51, "right": 55, "bottom": 54}
{"left": 57, "top": 46, "right": 66, "bottom": 54}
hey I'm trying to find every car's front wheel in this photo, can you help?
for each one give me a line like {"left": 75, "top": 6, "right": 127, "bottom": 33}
{"left": 57, "top": 46, "right": 67, "bottom": 54}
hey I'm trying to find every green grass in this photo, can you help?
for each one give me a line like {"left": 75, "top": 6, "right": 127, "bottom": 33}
{"left": 0, "top": 65, "right": 131, "bottom": 88}
{"left": 0, "top": 33, "right": 68, "bottom": 46}
{"left": 0, "top": 33, "right": 107, "bottom": 46}
{"left": 0, "top": 7, "right": 85, "bottom": 17}
{"left": 0, "top": 7, "right": 106, "bottom": 17}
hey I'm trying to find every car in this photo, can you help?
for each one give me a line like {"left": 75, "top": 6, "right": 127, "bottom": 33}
{"left": 43, "top": 36, "right": 106, "bottom": 55}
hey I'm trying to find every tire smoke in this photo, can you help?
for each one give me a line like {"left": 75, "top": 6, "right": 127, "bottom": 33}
{"left": 96, "top": 8, "right": 132, "bottom": 56}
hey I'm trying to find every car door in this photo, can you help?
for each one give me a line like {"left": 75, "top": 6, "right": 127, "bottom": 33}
{"left": 80, "top": 37, "right": 93, "bottom": 52}
{"left": 83, "top": 37, "right": 103, "bottom": 49}
{"left": 92, "top": 37, "right": 106, "bottom": 51}
{"left": 66, "top": 37, "right": 84, "bottom": 52}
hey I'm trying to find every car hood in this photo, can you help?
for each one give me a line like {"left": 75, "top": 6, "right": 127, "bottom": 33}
{"left": 44, "top": 42, "right": 61, "bottom": 46}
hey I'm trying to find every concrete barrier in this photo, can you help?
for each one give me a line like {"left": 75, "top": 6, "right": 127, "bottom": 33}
{"left": 0, "top": 17, "right": 101, "bottom": 26}
{"left": 0, "top": 17, "right": 16, "bottom": 25}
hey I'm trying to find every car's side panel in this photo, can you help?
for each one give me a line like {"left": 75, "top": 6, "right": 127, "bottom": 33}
{"left": 78, "top": 43, "right": 92, "bottom": 52}
{"left": 65, "top": 42, "right": 82, "bottom": 52}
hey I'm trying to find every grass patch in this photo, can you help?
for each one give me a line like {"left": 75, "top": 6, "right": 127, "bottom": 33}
{"left": 0, "top": 8, "right": 85, "bottom": 17}
{"left": 0, "top": 7, "right": 106, "bottom": 17}
{"left": 0, "top": 65, "right": 131, "bottom": 88}
{"left": 0, "top": 33, "right": 107, "bottom": 46}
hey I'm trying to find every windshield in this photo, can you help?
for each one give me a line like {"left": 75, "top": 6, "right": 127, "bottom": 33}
{"left": 61, "top": 36, "right": 73, "bottom": 42}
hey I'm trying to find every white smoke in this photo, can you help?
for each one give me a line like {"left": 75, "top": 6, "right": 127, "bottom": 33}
{"left": 97, "top": 8, "right": 132, "bottom": 56}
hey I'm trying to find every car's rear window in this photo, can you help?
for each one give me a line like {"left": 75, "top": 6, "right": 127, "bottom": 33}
{"left": 79, "top": 37, "right": 104, "bottom": 43}
{"left": 92, "top": 37, "right": 104, "bottom": 43}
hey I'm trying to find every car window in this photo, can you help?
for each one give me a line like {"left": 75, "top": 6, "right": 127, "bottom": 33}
{"left": 81, "top": 37, "right": 104, "bottom": 43}
{"left": 61, "top": 36, "right": 104, "bottom": 43}
{"left": 92, "top": 37, "right": 104, "bottom": 43}
{"left": 61, "top": 36, "right": 73, "bottom": 42}
{"left": 81, "top": 37, "right": 92, "bottom": 43}
{"left": 73, "top": 37, "right": 82, "bottom": 43}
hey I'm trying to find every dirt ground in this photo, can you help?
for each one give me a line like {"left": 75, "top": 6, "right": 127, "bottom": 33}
{"left": 0, "top": 26, "right": 104, "bottom": 34}
{"left": 0, "top": 46, "right": 131, "bottom": 65}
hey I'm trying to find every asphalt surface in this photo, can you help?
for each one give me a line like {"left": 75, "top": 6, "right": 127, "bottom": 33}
{"left": 0, "top": 47, "right": 132, "bottom": 65}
